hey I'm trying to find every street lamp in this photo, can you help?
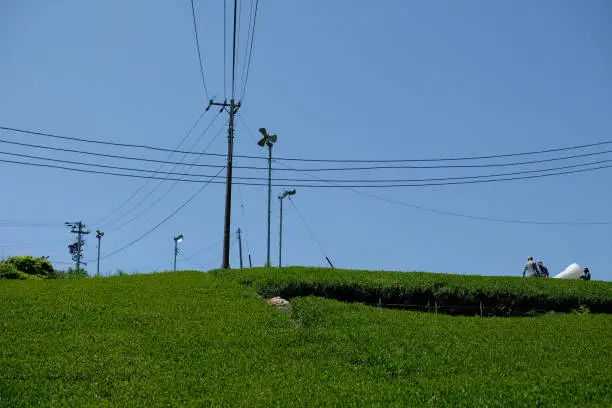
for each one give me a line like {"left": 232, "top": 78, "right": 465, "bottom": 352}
{"left": 257, "top": 127, "right": 278, "bottom": 267}
{"left": 173, "top": 234, "right": 184, "bottom": 272}
{"left": 278, "top": 189, "right": 296, "bottom": 267}
{"left": 96, "top": 230, "right": 104, "bottom": 277}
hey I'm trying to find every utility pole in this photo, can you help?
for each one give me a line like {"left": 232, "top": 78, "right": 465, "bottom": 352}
{"left": 96, "top": 230, "right": 104, "bottom": 277}
{"left": 66, "top": 221, "right": 90, "bottom": 271}
{"left": 236, "top": 228, "right": 243, "bottom": 269}
{"left": 257, "top": 128, "right": 278, "bottom": 267}
{"left": 278, "top": 189, "right": 296, "bottom": 267}
{"left": 206, "top": 0, "right": 240, "bottom": 269}
{"left": 206, "top": 99, "right": 240, "bottom": 269}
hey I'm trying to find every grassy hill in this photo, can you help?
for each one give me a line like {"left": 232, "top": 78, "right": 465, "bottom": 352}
{"left": 1, "top": 270, "right": 611, "bottom": 407}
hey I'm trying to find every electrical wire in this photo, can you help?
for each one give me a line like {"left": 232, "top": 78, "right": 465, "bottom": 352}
{"left": 190, "top": 0, "right": 210, "bottom": 99}
{"left": 99, "top": 114, "right": 224, "bottom": 230}
{"left": 0, "top": 220, "right": 63, "bottom": 228}
{"left": 92, "top": 109, "right": 210, "bottom": 226}
{"left": 288, "top": 197, "right": 331, "bottom": 261}
{"left": 4, "top": 124, "right": 612, "bottom": 164}
{"left": 1, "top": 156, "right": 612, "bottom": 188}
{"left": 4, "top": 149, "right": 612, "bottom": 184}
{"left": 0, "top": 139, "right": 230, "bottom": 169}
{"left": 105, "top": 123, "right": 227, "bottom": 233}
{"left": 223, "top": 0, "right": 227, "bottom": 98}
{"left": 231, "top": 0, "right": 238, "bottom": 98}
{"left": 240, "top": 0, "right": 260, "bottom": 101}
{"left": 274, "top": 161, "right": 612, "bottom": 226}
{"left": 181, "top": 241, "right": 222, "bottom": 261}
{"left": 6, "top": 136, "right": 612, "bottom": 172}
{"left": 99, "top": 167, "right": 225, "bottom": 260}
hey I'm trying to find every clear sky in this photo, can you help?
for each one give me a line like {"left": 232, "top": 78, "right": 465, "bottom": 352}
{"left": 1, "top": 1, "right": 611, "bottom": 280}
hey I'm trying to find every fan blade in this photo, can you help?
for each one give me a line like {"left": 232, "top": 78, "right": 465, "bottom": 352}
{"left": 258, "top": 128, "right": 268, "bottom": 137}
{"left": 257, "top": 137, "right": 266, "bottom": 147}
{"left": 269, "top": 135, "right": 278, "bottom": 143}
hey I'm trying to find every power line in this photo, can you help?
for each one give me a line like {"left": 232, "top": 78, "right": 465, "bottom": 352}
{"left": 240, "top": 0, "right": 260, "bottom": 100}
{"left": 288, "top": 198, "right": 332, "bottom": 262}
{"left": 0, "top": 125, "right": 230, "bottom": 157}
{"left": 181, "top": 241, "right": 222, "bottom": 261}
{"left": 2, "top": 156, "right": 612, "bottom": 188}
{"left": 104, "top": 122, "right": 228, "bottom": 233}
{"left": 0, "top": 139, "right": 231, "bottom": 169}
{"left": 6, "top": 136, "right": 612, "bottom": 172}
{"left": 223, "top": 0, "right": 227, "bottom": 98}
{"left": 93, "top": 109, "right": 211, "bottom": 226}
{"left": 99, "top": 167, "right": 225, "bottom": 260}
{"left": 271, "top": 140, "right": 612, "bottom": 163}
{"left": 274, "top": 161, "right": 612, "bottom": 226}
{"left": 98, "top": 114, "right": 224, "bottom": 230}
{"left": 190, "top": 0, "right": 210, "bottom": 99}
{"left": 231, "top": 0, "right": 238, "bottom": 98}
{"left": 5, "top": 149, "right": 612, "bottom": 185}
{"left": 4, "top": 124, "right": 612, "bottom": 164}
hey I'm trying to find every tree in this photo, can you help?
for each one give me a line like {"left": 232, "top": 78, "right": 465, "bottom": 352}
{"left": 1, "top": 256, "right": 56, "bottom": 279}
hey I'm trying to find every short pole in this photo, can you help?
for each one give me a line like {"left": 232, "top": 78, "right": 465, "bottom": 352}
{"left": 173, "top": 239, "right": 178, "bottom": 272}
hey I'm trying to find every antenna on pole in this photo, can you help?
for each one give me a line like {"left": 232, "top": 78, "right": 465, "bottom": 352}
{"left": 257, "top": 128, "right": 278, "bottom": 267}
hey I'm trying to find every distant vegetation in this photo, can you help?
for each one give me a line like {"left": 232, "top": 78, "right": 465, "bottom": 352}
{"left": 55, "top": 268, "right": 89, "bottom": 279}
{"left": 0, "top": 256, "right": 56, "bottom": 280}
{"left": 0, "top": 256, "right": 91, "bottom": 280}
{"left": 213, "top": 267, "right": 612, "bottom": 315}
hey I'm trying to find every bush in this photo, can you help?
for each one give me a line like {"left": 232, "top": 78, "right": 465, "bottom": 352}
{"left": 5, "top": 256, "right": 56, "bottom": 279}
{"left": 0, "top": 262, "right": 30, "bottom": 280}
{"left": 213, "top": 267, "right": 612, "bottom": 316}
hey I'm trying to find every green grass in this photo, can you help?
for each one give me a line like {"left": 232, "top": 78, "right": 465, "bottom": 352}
{"left": 291, "top": 296, "right": 612, "bottom": 406}
{"left": 213, "top": 267, "right": 612, "bottom": 315}
{"left": 1, "top": 271, "right": 611, "bottom": 406}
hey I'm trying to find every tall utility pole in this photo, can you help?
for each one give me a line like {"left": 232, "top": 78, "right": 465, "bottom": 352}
{"left": 66, "top": 221, "right": 89, "bottom": 271}
{"left": 257, "top": 128, "right": 278, "bottom": 267}
{"left": 206, "top": 99, "right": 240, "bottom": 269}
{"left": 96, "top": 230, "right": 104, "bottom": 277}
{"left": 278, "top": 189, "right": 296, "bottom": 267}
{"left": 207, "top": 0, "right": 241, "bottom": 269}
{"left": 236, "top": 228, "right": 243, "bottom": 269}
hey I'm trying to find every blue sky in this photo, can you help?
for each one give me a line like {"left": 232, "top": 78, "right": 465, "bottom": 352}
{"left": 1, "top": 1, "right": 611, "bottom": 280}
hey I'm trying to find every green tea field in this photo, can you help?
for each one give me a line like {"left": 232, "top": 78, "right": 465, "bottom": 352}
{"left": 1, "top": 270, "right": 611, "bottom": 407}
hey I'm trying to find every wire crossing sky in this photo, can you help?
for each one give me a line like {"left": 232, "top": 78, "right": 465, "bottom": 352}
{"left": 0, "top": 0, "right": 610, "bottom": 279}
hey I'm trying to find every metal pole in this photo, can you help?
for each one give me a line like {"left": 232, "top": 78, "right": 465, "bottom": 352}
{"left": 174, "top": 239, "right": 178, "bottom": 272}
{"left": 279, "top": 196, "right": 283, "bottom": 267}
{"left": 97, "top": 237, "right": 101, "bottom": 277}
{"left": 96, "top": 235, "right": 101, "bottom": 277}
{"left": 222, "top": 99, "right": 236, "bottom": 269}
{"left": 237, "top": 228, "right": 243, "bottom": 269}
{"left": 76, "top": 222, "right": 82, "bottom": 271}
{"left": 248, "top": 254, "right": 252, "bottom": 268}
{"left": 266, "top": 144, "right": 272, "bottom": 267}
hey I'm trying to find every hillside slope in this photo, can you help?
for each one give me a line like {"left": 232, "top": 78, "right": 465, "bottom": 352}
{"left": 1, "top": 271, "right": 611, "bottom": 407}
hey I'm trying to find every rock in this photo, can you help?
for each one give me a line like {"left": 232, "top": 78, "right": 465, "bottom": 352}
{"left": 267, "top": 296, "right": 290, "bottom": 306}
{"left": 267, "top": 296, "right": 291, "bottom": 315}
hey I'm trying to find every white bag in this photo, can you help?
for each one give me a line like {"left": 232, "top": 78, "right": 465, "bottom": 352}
{"left": 553, "top": 263, "right": 582, "bottom": 279}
